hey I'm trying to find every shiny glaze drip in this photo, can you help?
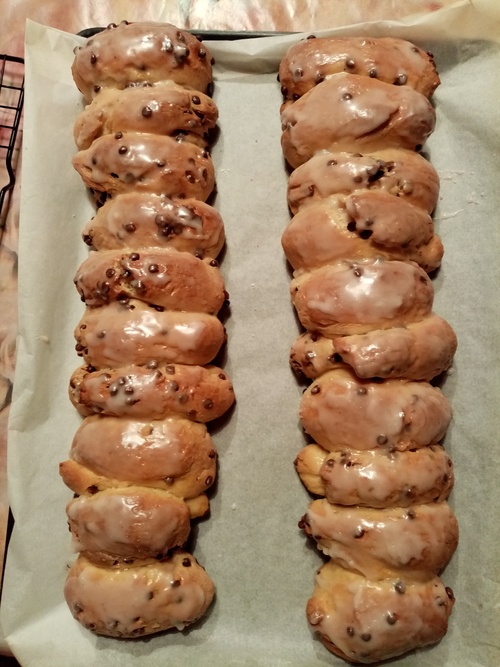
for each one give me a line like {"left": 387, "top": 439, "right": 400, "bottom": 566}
{"left": 64, "top": 553, "right": 214, "bottom": 636}
{"left": 76, "top": 300, "right": 225, "bottom": 368}
{"left": 71, "top": 415, "right": 212, "bottom": 482}
{"left": 318, "top": 445, "right": 453, "bottom": 507}
{"left": 305, "top": 499, "right": 458, "bottom": 577}
{"left": 287, "top": 148, "right": 440, "bottom": 215}
{"left": 292, "top": 258, "right": 433, "bottom": 335}
{"left": 67, "top": 488, "right": 190, "bottom": 559}
{"left": 300, "top": 368, "right": 452, "bottom": 452}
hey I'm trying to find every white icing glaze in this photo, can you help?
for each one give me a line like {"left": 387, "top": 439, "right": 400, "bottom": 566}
{"left": 309, "top": 561, "right": 453, "bottom": 663}
{"left": 67, "top": 488, "right": 190, "bottom": 558}
{"left": 300, "top": 369, "right": 451, "bottom": 451}
{"left": 71, "top": 415, "right": 212, "bottom": 482}
{"left": 287, "top": 148, "right": 440, "bottom": 215}
{"left": 292, "top": 258, "right": 433, "bottom": 334}
{"left": 319, "top": 445, "right": 453, "bottom": 507}
{"left": 76, "top": 300, "right": 224, "bottom": 367}
{"left": 281, "top": 73, "right": 435, "bottom": 166}
{"left": 64, "top": 553, "right": 213, "bottom": 636}
{"left": 306, "top": 499, "right": 458, "bottom": 576}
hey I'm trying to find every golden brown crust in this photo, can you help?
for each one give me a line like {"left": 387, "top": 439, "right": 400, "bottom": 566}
{"left": 72, "top": 21, "right": 214, "bottom": 103}
{"left": 282, "top": 192, "right": 443, "bottom": 274}
{"left": 279, "top": 36, "right": 440, "bottom": 103}
{"left": 64, "top": 551, "right": 215, "bottom": 637}
{"left": 82, "top": 192, "right": 225, "bottom": 258}
{"left": 287, "top": 149, "right": 440, "bottom": 215}
{"left": 69, "top": 362, "right": 235, "bottom": 422}
{"left": 74, "top": 248, "right": 226, "bottom": 314}
{"left": 290, "top": 314, "right": 457, "bottom": 382}
{"left": 281, "top": 73, "right": 436, "bottom": 168}
{"left": 307, "top": 560, "right": 454, "bottom": 664}
{"left": 74, "top": 301, "right": 226, "bottom": 368}
{"left": 60, "top": 415, "right": 217, "bottom": 500}
{"left": 291, "top": 258, "right": 434, "bottom": 336}
{"left": 72, "top": 132, "right": 215, "bottom": 202}
{"left": 74, "top": 81, "right": 218, "bottom": 150}
{"left": 295, "top": 443, "right": 454, "bottom": 508}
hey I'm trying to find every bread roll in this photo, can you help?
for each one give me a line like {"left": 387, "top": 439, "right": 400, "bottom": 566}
{"left": 74, "top": 248, "right": 226, "bottom": 314}
{"left": 64, "top": 551, "right": 215, "bottom": 637}
{"left": 69, "top": 362, "right": 235, "bottom": 422}
{"left": 82, "top": 192, "right": 225, "bottom": 258}
{"left": 74, "top": 81, "right": 218, "bottom": 150}
{"left": 282, "top": 191, "right": 443, "bottom": 273}
{"left": 291, "top": 258, "right": 434, "bottom": 336}
{"left": 75, "top": 300, "right": 226, "bottom": 368}
{"left": 299, "top": 368, "right": 452, "bottom": 452}
{"left": 72, "top": 132, "right": 215, "bottom": 201}
{"left": 279, "top": 36, "right": 439, "bottom": 103}
{"left": 60, "top": 415, "right": 216, "bottom": 499}
{"left": 287, "top": 149, "right": 440, "bottom": 215}
{"left": 290, "top": 313, "right": 457, "bottom": 382}
{"left": 307, "top": 561, "right": 454, "bottom": 664}
{"left": 72, "top": 21, "right": 214, "bottom": 102}
{"left": 295, "top": 443, "right": 453, "bottom": 507}
{"left": 281, "top": 73, "right": 436, "bottom": 168}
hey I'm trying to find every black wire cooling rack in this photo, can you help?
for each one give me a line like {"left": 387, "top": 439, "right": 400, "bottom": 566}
{"left": 0, "top": 54, "right": 24, "bottom": 232}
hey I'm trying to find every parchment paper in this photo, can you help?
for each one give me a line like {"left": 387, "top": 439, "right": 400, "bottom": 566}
{"left": 2, "top": 4, "right": 500, "bottom": 665}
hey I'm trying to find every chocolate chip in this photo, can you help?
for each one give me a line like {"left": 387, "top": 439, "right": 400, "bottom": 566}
{"left": 90, "top": 53, "right": 97, "bottom": 65}
{"left": 124, "top": 223, "right": 136, "bottom": 233}
{"left": 205, "top": 475, "right": 214, "bottom": 486}
{"left": 395, "top": 580, "right": 406, "bottom": 594}
{"left": 377, "top": 435, "right": 388, "bottom": 445}
{"left": 361, "top": 633, "right": 372, "bottom": 642}
{"left": 354, "top": 527, "right": 365, "bottom": 539}
{"left": 114, "top": 132, "right": 123, "bottom": 139}
{"left": 342, "top": 92, "right": 353, "bottom": 100}
{"left": 148, "top": 264, "right": 159, "bottom": 273}
{"left": 359, "top": 229, "right": 373, "bottom": 240}
{"left": 310, "top": 385, "right": 320, "bottom": 394}
{"left": 192, "top": 95, "right": 201, "bottom": 104}
{"left": 203, "top": 398, "right": 214, "bottom": 409}
{"left": 369, "top": 68, "right": 377, "bottom": 78}
{"left": 129, "top": 252, "right": 140, "bottom": 261}
{"left": 346, "top": 626, "right": 355, "bottom": 637}
{"left": 171, "top": 579, "right": 181, "bottom": 588}
{"left": 105, "top": 268, "right": 115, "bottom": 278}
{"left": 346, "top": 58, "right": 355, "bottom": 68}
{"left": 142, "top": 106, "right": 153, "bottom": 117}
{"left": 386, "top": 612, "right": 397, "bottom": 625}
{"left": 118, "top": 145, "right": 128, "bottom": 154}
{"left": 182, "top": 558, "right": 192, "bottom": 567}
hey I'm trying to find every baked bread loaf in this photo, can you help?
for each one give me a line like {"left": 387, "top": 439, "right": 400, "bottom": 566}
{"left": 282, "top": 191, "right": 443, "bottom": 273}
{"left": 287, "top": 149, "right": 440, "bottom": 215}
{"left": 290, "top": 313, "right": 457, "bottom": 382}
{"left": 74, "top": 81, "right": 218, "bottom": 150}
{"left": 291, "top": 258, "right": 434, "bottom": 336}
{"left": 279, "top": 36, "right": 440, "bottom": 104}
{"left": 74, "top": 248, "right": 226, "bottom": 314}
{"left": 306, "top": 561, "right": 454, "bottom": 664}
{"left": 69, "top": 362, "right": 235, "bottom": 422}
{"left": 75, "top": 300, "right": 226, "bottom": 368}
{"left": 72, "top": 21, "right": 214, "bottom": 102}
{"left": 60, "top": 415, "right": 216, "bottom": 498}
{"left": 82, "top": 192, "right": 225, "bottom": 258}
{"left": 278, "top": 35, "right": 456, "bottom": 664}
{"left": 72, "top": 132, "right": 215, "bottom": 201}
{"left": 281, "top": 73, "right": 436, "bottom": 168}
{"left": 295, "top": 443, "right": 453, "bottom": 507}
{"left": 64, "top": 551, "right": 215, "bottom": 638}
{"left": 66, "top": 22, "right": 231, "bottom": 638}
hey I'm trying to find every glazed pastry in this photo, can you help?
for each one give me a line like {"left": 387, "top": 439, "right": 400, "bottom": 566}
{"left": 82, "top": 192, "right": 225, "bottom": 258}
{"left": 64, "top": 551, "right": 215, "bottom": 637}
{"left": 74, "top": 248, "right": 226, "bottom": 314}
{"left": 279, "top": 36, "right": 439, "bottom": 104}
{"left": 66, "top": 486, "right": 193, "bottom": 564}
{"left": 281, "top": 73, "right": 436, "bottom": 168}
{"left": 291, "top": 258, "right": 434, "bottom": 336}
{"left": 60, "top": 415, "right": 217, "bottom": 499}
{"left": 300, "top": 368, "right": 452, "bottom": 452}
{"left": 290, "top": 313, "right": 457, "bottom": 382}
{"left": 295, "top": 443, "right": 453, "bottom": 508}
{"left": 74, "top": 81, "right": 218, "bottom": 150}
{"left": 301, "top": 499, "right": 458, "bottom": 578}
{"left": 69, "top": 362, "right": 235, "bottom": 422}
{"left": 282, "top": 191, "right": 443, "bottom": 273}
{"left": 72, "top": 132, "right": 215, "bottom": 201}
{"left": 75, "top": 300, "right": 226, "bottom": 368}
{"left": 306, "top": 561, "right": 454, "bottom": 664}
{"left": 287, "top": 149, "right": 440, "bottom": 215}
{"left": 72, "top": 21, "right": 214, "bottom": 102}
